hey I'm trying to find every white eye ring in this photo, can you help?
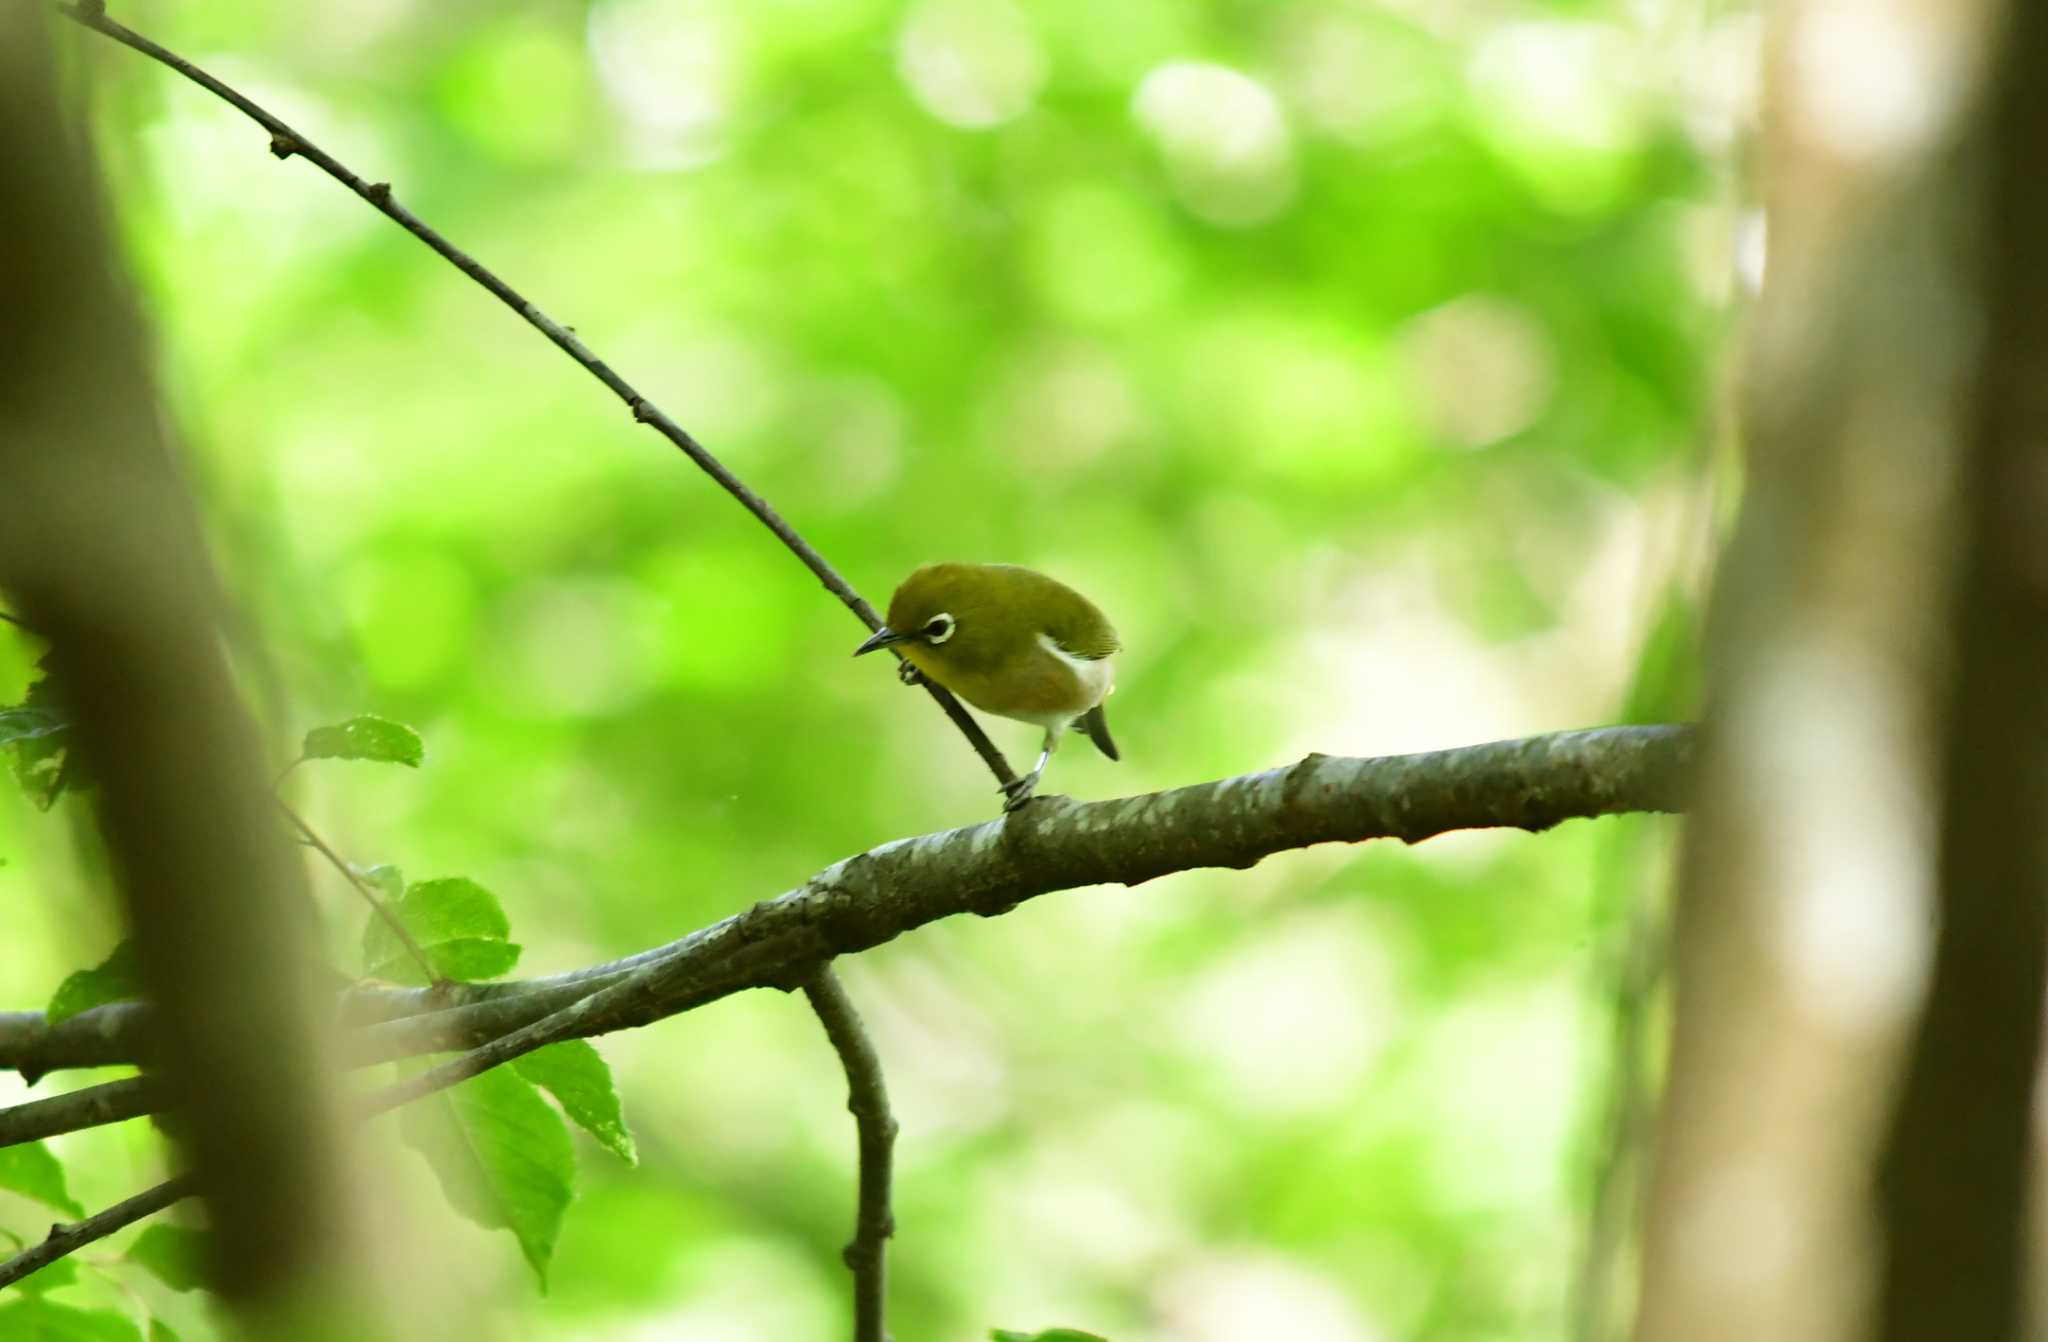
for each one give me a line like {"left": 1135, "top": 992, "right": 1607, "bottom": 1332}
{"left": 924, "top": 612, "right": 956, "bottom": 645}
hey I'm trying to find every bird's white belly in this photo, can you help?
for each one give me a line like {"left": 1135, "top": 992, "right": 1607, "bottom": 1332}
{"left": 1014, "top": 633, "right": 1114, "bottom": 732}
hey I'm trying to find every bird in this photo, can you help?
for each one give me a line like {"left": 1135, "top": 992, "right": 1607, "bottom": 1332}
{"left": 855, "top": 562, "right": 1120, "bottom": 811}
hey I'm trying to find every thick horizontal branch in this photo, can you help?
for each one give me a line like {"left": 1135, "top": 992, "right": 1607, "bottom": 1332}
{"left": 0, "top": 726, "right": 1691, "bottom": 1101}
{"left": 0, "top": 1074, "right": 161, "bottom": 1148}
{"left": 348, "top": 724, "right": 1700, "bottom": 1117}
{"left": 0, "top": 940, "right": 685, "bottom": 1083}
{"left": 587, "top": 724, "right": 1696, "bottom": 1022}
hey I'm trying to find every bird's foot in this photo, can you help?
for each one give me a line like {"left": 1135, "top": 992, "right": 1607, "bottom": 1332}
{"left": 999, "top": 772, "right": 1043, "bottom": 812}
{"left": 896, "top": 660, "right": 925, "bottom": 687}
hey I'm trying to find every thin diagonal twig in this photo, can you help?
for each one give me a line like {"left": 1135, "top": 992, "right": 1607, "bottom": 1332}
{"left": 803, "top": 969, "right": 896, "bottom": 1342}
{"left": 278, "top": 799, "right": 440, "bottom": 985}
{"left": 0, "top": 1174, "right": 197, "bottom": 1290}
{"left": 58, "top": 0, "right": 1016, "bottom": 794}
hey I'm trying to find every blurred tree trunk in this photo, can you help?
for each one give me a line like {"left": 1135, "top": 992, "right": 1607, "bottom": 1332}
{"left": 0, "top": 10, "right": 396, "bottom": 1335}
{"left": 1636, "top": 1, "right": 2042, "bottom": 1340}
{"left": 1872, "top": 0, "right": 2048, "bottom": 1336}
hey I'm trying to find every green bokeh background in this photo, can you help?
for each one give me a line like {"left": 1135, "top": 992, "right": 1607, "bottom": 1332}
{"left": 2, "top": 0, "right": 1742, "bottom": 1336}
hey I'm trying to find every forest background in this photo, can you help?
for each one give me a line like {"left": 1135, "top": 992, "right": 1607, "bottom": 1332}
{"left": 0, "top": 0, "right": 1741, "bottom": 1338}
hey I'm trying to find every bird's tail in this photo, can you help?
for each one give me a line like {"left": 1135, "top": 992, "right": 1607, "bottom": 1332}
{"left": 1078, "top": 704, "right": 1119, "bottom": 761}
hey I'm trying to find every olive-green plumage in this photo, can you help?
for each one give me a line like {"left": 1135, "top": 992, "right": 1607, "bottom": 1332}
{"left": 855, "top": 563, "right": 1120, "bottom": 809}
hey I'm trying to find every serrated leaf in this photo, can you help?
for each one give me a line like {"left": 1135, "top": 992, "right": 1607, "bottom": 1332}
{"left": 513, "top": 1040, "right": 637, "bottom": 1165}
{"left": 991, "top": 1331, "right": 1113, "bottom": 1342}
{"left": 3, "top": 674, "right": 87, "bottom": 809}
{"left": 358, "top": 863, "right": 405, "bottom": 899}
{"left": 0, "top": 1298, "right": 144, "bottom": 1341}
{"left": 126, "top": 1225, "right": 211, "bottom": 1293}
{"left": 0, "top": 704, "right": 65, "bottom": 749}
{"left": 400, "top": 1066, "right": 575, "bottom": 1288}
{"left": 0, "top": 1140, "right": 84, "bottom": 1217}
{"left": 418, "top": 938, "right": 523, "bottom": 983}
{"left": 46, "top": 942, "right": 142, "bottom": 1026}
{"left": 302, "top": 715, "right": 424, "bottom": 768}
{"left": 362, "top": 878, "right": 520, "bottom": 984}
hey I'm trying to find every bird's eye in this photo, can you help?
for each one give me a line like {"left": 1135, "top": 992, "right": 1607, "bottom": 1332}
{"left": 923, "top": 613, "right": 956, "bottom": 645}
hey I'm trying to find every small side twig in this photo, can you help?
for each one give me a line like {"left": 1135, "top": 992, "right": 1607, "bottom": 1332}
{"left": 802, "top": 968, "right": 896, "bottom": 1342}
{"left": 0, "top": 1173, "right": 196, "bottom": 1290}
{"left": 277, "top": 799, "right": 440, "bottom": 985}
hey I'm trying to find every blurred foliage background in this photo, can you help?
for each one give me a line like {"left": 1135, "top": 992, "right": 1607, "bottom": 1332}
{"left": 2, "top": 0, "right": 1751, "bottom": 1336}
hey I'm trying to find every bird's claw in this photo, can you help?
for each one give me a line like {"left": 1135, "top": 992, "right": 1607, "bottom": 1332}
{"left": 896, "top": 660, "right": 925, "bottom": 687}
{"left": 999, "top": 776, "right": 1039, "bottom": 812}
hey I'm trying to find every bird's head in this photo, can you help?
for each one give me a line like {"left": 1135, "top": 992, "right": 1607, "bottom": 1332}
{"left": 853, "top": 564, "right": 1012, "bottom": 673}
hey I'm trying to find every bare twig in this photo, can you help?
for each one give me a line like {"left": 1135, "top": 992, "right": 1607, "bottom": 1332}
{"left": 277, "top": 800, "right": 440, "bottom": 985}
{"left": 803, "top": 969, "right": 895, "bottom": 1342}
{"left": 0, "top": 1174, "right": 196, "bottom": 1290}
{"left": 57, "top": 1, "right": 1017, "bottom": 794}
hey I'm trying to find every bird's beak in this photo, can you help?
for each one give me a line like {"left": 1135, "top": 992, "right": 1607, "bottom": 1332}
{"left": 853, "top": 626, "right": 908, "bottom": 657}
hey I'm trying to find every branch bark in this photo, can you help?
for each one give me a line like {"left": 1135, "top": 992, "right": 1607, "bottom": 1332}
{"left": 804, "top": 970, "right": 897, "bottom": 1342}
{"left": 0, "top": 1176, "right": 197, "bottom": 1291}
{"left": 1, "top": 726, "right": 1692, "bottom": 1138}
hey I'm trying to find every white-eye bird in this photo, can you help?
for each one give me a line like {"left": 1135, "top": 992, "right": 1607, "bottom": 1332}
{"left": 855, "top": 562, "right": 1120, "bottom": 810}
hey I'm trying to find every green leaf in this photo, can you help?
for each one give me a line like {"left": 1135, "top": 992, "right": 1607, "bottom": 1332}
{"left": 991, "top": 1331, "right": 1113, "bottom": 1342}
{"left": 513, "top": 1040, "right": 637, "bottom": 1165}
{"left": 126, "top": 1225, "right": 211, "bottom": 1293}
{"left": 399, "top": 1066, "right": 575, "bottom": 1288}
{"left": 0, "top": 1298, "right": 144, "bottom": 1341}
{"left": 417, "top": 937, "right": 523, "bottom": 982}
{"left": 0, "top": 1141, "right": 84, "bottom": 1217}
{"left": 8, "top": 1245, "right": 78, "bottom": 1297}
{"left": 301, "top": 715, "right": 424, "bottom": 768}
{"left": 46, "top": 942, "right": 142, "bottom": 1026}
{"left": 361, "top": 877, "right": 520, "bottom": 984}
{"left": 358, "top": 863, "right": 405, "bottom": 899}
{"left": 148, "top": 1321, "right": 183, "bottom": 1342}
{"left": 0, "top": 704, "right": 65, "bottom": 749}
{"left": 2, "top": 676, "right": 82, "bottom": 809}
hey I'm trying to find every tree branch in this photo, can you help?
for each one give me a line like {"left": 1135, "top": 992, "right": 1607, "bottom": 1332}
{"left": 803, "top": 970, "right": 896, "bottom": 1342}
{"left": 0, "top": 1074, "right": 163, "bottom": 1149}
{"left": 1, "top": 725, "right": 1691, "bottom": 1088}
{"left": 57, "top": 0, "right": 1017, "bottom": 794}
{"left": 300, "top": 725, "right": 1701, "bottom": 1117}
{"left": 280, "top": 800, "right": 440, "bottom": 985}
{"left": 0, "top": 1175, "right": 196, "bottom": 1291}
{"left": 0, "top": 724, "right": 1692, "bottom": 1266}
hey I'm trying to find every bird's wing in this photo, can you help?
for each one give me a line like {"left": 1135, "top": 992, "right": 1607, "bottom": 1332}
{"left": 1019, "top": 572, "right": 1120, "bottom": 660}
